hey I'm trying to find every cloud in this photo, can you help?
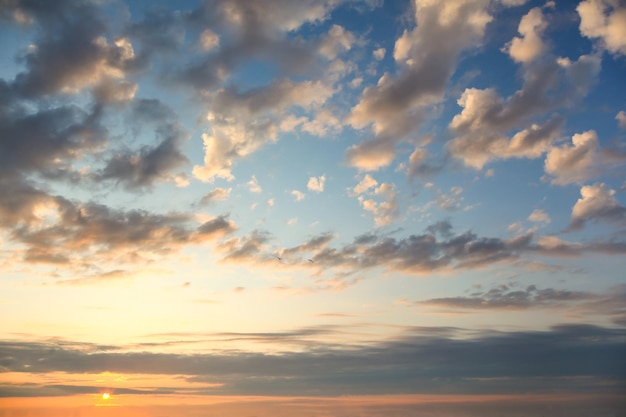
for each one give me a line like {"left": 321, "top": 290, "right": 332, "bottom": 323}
{"left": 346, "top": 0, "right": 494, "bottom": 171}
{"left": 373, "top": 47, "right": 386, "bottom": 60}
{"left": 96, "top": 123, "right": 190, "bottom": 190}
{"left": 280, "top": 232, "right": 335, "bottom": 259}
{"left": 318, "top": 24, "right": 355, "bottom": 59}
{"left": 0, "top": 183, "right": 236, "bottom": 269}
{"left": 209, "top": 218, "right": 626, "bottom": 276}
{"left": 220, "top": 230, "right": 272, "bottom": 262}
{"left": 199, "top": 187, "right": 232, "bottom": 206}
{"left": 577, "top": 0, "right": 626, "bottom": 56}
{"left": 420, "top": 284, "right": 597, "bottom": 310}
{"left": 307, "top": 175, "right": 326, "bottom": 192}
{"left": 448, "top": 86, "right": 565, "bottom": 169}
{"left": 569, "top": 183, "right": 626, "bottom": 230}
{"left": 616, "top": 110, "right": 626, "bottom": 129}
{"left": 419, "top": 282, "right": 626, "bottom": 327}
{"left": 350, "top": 174, "right": 378, "bottom": 196}
{"left": 0, "top": 101, "right": 107, "bottom": 181}
{"left": 246, "top": 175, "right": 262, "bottom": 193}
{"left": 448, "top": 50, "right": 601, "bottom": 170}
{"left": 528, "top": 209, "right": 551, "bottom": 224}
{"left": 291, "top": 190, "right": 306, "bottom": 201}
{"left": 0, "top": 324, "right": 624, "bottom": 397}
{"left": 92, "top": 79, "right": 137, "bottom": 104}
{"left": 192, "top": 79, "right": 335, "bottom": 182}
{"left": 358, "top": 182, "right": 399, "bottom": 227}
{"left": 433, "top": 186, "right": 467, "bottom": 212}
{"left": 199, "top": 29, "right": 220, "bottom": 51}
{"left": 406, "top": 145, "right": 446, "bottom": 179}
{"left": 197, "top": 215, "right": 238, "bottom": 237}
{"left": 544, "top": 130, "right": 599, "bottom": 185}
{"left": 504, "top": 7, "right": 548, "bottom": 63}
{"left": 5, "top": 1, "right": 138, "bottom": 98}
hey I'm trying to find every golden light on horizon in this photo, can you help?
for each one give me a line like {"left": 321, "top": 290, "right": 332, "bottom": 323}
{"left": 102, "top": 392, "right": 110, "bottom": 400}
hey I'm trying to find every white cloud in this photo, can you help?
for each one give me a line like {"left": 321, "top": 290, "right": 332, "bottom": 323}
{"left": 449, "top": 86, "right": 563, "bottom": 168}
{"left": 544, "top": 130, "right": 598, "bottom": 185}
{"left": 291, "top": 190, "right": 305, "bottom": 202}
{"left": 346, "top": 0, "right": 494, "bottom": 171}
{"left": 307, "top": 175, "right": 326, "bottom": 192}
{"left": 287, "top": 217, "right": 298, "bottom": 226}
{"left": 616, "top": 111, "right": 626, "bottom": 129}
{"left": 434, "top": 186, "right": 465, "bottom": 212}
{"left": 373, "top": 47, "right": 386, "bottom": 60}
{"left": 319, "top": 25, "right": 355, "bottom": 59}
{"left": 200, "top": 187, "right": 232, "bottom": 206}
{"left": 350, "top": 77, "right": 363, "bottom": 88}
{"left": 448, "top": 48, "right": 600, "bottom": 171}
{"left": 570, "top": 183, "right": 626, "bottom": 230}
{"left": 247, "top": 176, "right": 262, "bottom": 193}
{"left": 351, "top": 174, "right": 378, "bottom": 196}
{"left": 199, "top": 29, "right": 219, "bottom": 51}
{"left": 359, "top": 182, "right": 399, "bottom": 227}
{"left": 267, "top": 198, "right": 275, "bottom": 207}
{"left": 193, "top": 79, "right": 335, "bottom": 182}
{"left": 578, "top": 0, "right": 626, "bottom": 56}
{"left": 504, "top": 7, "right": 548, "bottom": 63}
{"left": 508, "top": 221, "right": 524, "bottom": 234}
{"left": 528, "top": 209, "right": 551, "bottom": 224}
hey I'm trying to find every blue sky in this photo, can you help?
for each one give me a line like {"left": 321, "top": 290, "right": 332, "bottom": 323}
{"left": 0, "top": 0, "right": 625, "bottom": 416}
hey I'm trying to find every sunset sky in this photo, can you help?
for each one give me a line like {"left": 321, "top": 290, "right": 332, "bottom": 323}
{"left": 0, "top": 0, "right": 625, "bottom": 416}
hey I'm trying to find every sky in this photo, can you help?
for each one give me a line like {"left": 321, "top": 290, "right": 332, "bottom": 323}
{"left": 0, "top": 0, "right": 625, "bottom": 416}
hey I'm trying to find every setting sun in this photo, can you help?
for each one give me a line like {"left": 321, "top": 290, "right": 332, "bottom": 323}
{"left": 102, "top": 393, "right": 110, "bottom": 400}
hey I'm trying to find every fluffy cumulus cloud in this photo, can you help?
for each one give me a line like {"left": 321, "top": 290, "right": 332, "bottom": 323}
{"left": 291, "top": 190, "right": 306, "bottom": 202}
{"left": 577, "top": 0, "right": 626, "bottom": 55}
{"left": 346, "top": 0, "right": 494, "bottom": 171}
{"left": 307, "top": 175, "right": 326, "bottom": 192}
{"left": 193, "top": 79, "right": 336, "bottom": 182}
{"left": 448, "top": 47, "right": 601, "bottom": 170}
{"left": 358, "top": 182, "right": 399, "bottom": 227}
{"left": 246, "top": 175, "right": 262, "bottom": 193}
{"left": 504, "top": 7, "right": 548, "bottom": 63}
{"left": 544, "top": 130, "right": 599, "bottom": 185}
{"left": 350, "top": 174, "right": 378, "bottom": 196}
{"left": 528, "top": 209, "right": 551, "bottom": 224}
{"left": 569, "top": 183, "right": 626, "bottom": 230}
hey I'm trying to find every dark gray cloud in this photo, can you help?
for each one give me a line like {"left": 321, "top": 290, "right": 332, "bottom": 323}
{"left": 6, "top": 0, "right": 139, "bottom": 98}
{"left": 0, "top": 191, "right": 236, "bottom": 267}
{"left": 1, "top": 324, "right": 624, "bottom": 397}
{"left": 218, "top": 223, "right": 626, "bottom": 279}
{"left": 0, "top": 103, "right": 107, "bottom": 180}
{"left": 420, "top": 284, "right": 598, "bottom": 310}
{"left": 220, "top": 230, "right": 273, "bottom": 262}
{"left": 95, "top": 123, "right": 189, "bottom": 190}
{"left": 197, "top": 215, "right": 237, "bottom": 237}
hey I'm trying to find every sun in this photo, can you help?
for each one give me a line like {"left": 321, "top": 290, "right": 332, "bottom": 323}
{"left": 102, "top": 392, "right": 110, "bottom": 400}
